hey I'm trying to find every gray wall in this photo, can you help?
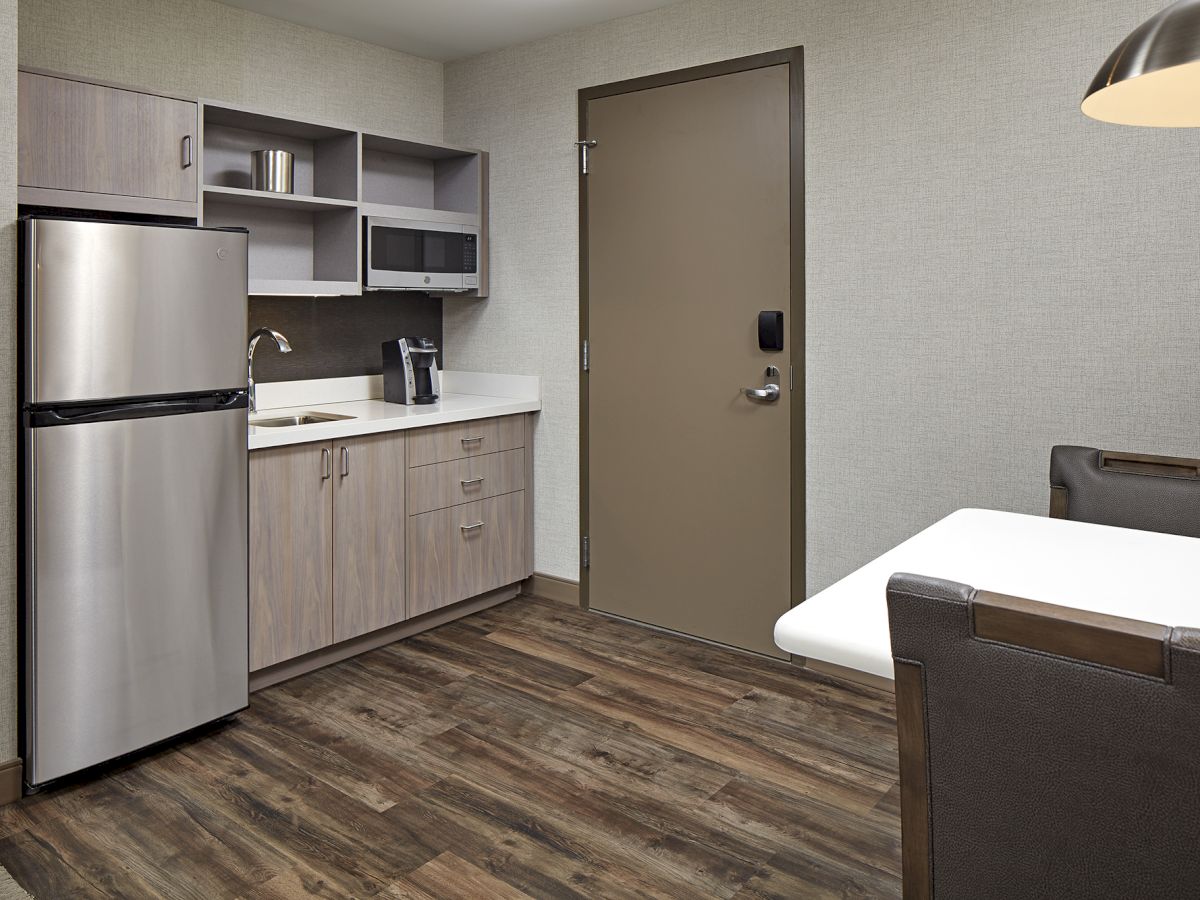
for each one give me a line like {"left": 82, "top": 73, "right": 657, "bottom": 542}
{"left": 442, "top": 0, "right": 1200, "bottom": 591}
{"left": 0, "top": 0, "right": 16, "bottom": 765}
{"left": 18, "top": 0, "right": 442, "bottom": 141}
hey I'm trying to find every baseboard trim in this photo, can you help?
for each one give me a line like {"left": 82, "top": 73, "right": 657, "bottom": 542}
{"left": 522, "top": 573, "right": 580, "bottom": 605}
{"left": 803, "top": 658, "right": 895, "bottom": 693}
{"left": 0, "top": 759, "right": 23, "bottom": 806}
{"left": 249, "top": 584, "right": 520, "bottom": 692}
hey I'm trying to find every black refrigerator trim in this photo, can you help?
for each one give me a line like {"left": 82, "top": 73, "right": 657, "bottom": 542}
{"left": 26, "top": 389, "right": 248, "bottom": 428}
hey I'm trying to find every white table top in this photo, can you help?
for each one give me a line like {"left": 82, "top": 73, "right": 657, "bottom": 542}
{"left": 775, "top": 508, "right": 1200, "bottom": 680}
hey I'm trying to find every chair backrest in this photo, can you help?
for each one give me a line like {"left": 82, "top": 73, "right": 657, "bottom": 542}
{"left": 887, "top": 572, "right": 1200, "bottom": 900}
{"left": 1049, "top": 445, "right": 1200, "bottom": 538}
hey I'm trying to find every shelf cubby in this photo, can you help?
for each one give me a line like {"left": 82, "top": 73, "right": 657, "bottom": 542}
{"left": 203, "top": 199, "right": 358, "bottom": 296}
{"left": 202, "top": 105, "right": 358, "bottom": 202}
{"left": 361, "top": 134, "right": 483, "bottom": 221}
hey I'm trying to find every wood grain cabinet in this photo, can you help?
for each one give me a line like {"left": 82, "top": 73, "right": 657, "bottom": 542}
{"left": 407, "top": 414, "right": 531, "bottom": 618}
{"left": 18, "top": 71, "right": 198, "bottom": 215}
{"left": 251, "top": 431, "right": 406, "bottom": 670}
{"left": 250, "top": 414, "right": 533, "bottom": 674}
{"left": 332, "top": 432, "right": 406, "bottom": 643}
{"left": 249, "top": 442, "right": 334, "bottom": 671}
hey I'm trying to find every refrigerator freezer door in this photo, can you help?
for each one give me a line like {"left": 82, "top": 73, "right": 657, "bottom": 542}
{"left": 26, "top": 219, "right": 248, "bottom": 405}
{"left": 26, "top": 407, "right": 248, "bottom": 786}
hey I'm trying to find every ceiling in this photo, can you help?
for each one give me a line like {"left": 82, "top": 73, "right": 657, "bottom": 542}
{"left": 218, "top": 0, "right": 685, "bottom": 61}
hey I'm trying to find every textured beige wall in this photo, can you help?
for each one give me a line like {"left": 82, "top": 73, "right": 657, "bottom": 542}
{"left": 18, "top": 0, "right": 442, "bottom": 140}
{"left": 442, "top": 0, "right": 1200, "bottom": 594}
{"left": 0, "top": 0, "right": 16, "bottom": 762}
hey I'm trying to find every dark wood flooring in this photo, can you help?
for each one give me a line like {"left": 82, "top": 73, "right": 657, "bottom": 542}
{"left": 0, "top": 596, "right": 901, "bottom": 898}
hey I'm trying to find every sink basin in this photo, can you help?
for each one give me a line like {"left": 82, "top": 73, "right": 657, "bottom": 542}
{"left": 250, "top": 411, "right": 355, "bottom": 428}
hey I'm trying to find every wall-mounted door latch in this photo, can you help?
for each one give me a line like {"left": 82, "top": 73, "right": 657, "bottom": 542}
{"left": 575, "top": 140, "right": 598, "bottom": 175}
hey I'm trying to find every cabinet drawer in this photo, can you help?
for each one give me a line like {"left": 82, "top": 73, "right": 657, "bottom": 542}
{"left": 408, "top": 415, "right": 524, "bottom": 468}
{"left": 407, "top": 448, "right": 524, "bottom": 516}
{"left": 408, "top": 491, "right": 525, "bottom": 618}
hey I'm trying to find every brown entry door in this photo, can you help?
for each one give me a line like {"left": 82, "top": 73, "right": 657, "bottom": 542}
{"left": 582, "top": 54, "right": 800, "bottom": 658}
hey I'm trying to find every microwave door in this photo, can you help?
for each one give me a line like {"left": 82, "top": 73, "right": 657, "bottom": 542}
{"left": 367, "top": 220, "right": 466, "bottom": 291}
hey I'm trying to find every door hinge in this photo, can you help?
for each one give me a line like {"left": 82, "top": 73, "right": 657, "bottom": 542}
{"left": 582, "top": 339, "right": 589, "bottom": 372}
{"left": 575, "top": 140, "right": 598, "bottom": 175}
{"left": 581, "top": 536, "right": 590, "bottom": 569}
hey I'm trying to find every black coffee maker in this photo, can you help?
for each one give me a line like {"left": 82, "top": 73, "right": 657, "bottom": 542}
{"left": 382, "top": 337, "right": 440, "bottom": 405}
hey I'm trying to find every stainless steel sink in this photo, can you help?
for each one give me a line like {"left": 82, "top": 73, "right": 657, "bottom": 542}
{"left": 250, "top": 411, "right": 356, "bottom": 428}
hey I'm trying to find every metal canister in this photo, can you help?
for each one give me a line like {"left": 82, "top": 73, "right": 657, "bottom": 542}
{"left": 250, "top": 150, "right": 294, "bottom": 193}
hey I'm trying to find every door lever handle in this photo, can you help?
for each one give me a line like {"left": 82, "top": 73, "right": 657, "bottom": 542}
{"left": 744, "top": 384, "right": 780, "bottom": 401}
{"left": 744, "top": 366, "right": 781, "bottom": 402}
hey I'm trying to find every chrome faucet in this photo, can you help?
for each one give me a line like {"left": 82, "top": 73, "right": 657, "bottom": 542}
{"left": 247, "top": 327, "right": 292, "bottom": 414}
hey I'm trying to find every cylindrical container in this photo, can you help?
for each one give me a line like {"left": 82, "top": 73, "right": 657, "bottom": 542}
{"left": 250, "top": 150, "right": 294, "bottom": 193}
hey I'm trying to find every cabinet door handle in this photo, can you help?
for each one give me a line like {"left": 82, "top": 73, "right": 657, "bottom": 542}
{"left": 460, "top": 521, "right": 485, "bottom": 532}
{"left": 461, "top": 476, "right": 485, "bottom": 487}
{"left": 340, "top": 446, "right": 349, "bottom": 477}
{"left": 182, "top": 134, "right": 193, "bottom": 169}
{"left": 461, "top": 436, "right": 484, "bottom": 447}
{"left": 321, "top": 448, "right": 331, "bottom": 480}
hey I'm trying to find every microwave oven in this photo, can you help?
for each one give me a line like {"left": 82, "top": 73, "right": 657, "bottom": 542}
{"left": 364, "top": 216, "right": 479, "bottom": 293}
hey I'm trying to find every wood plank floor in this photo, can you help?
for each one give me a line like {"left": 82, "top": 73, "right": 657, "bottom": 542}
{"left": 0, "top": 596, "right": 901, "bottom": 898}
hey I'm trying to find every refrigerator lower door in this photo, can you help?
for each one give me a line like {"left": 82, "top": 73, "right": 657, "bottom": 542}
{"left": 26, "top": 407, "right": 248, "bottom": 787}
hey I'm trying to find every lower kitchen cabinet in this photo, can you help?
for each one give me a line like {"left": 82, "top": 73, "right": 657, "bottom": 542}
{"left": 249, "top": 441, "right": 334, "bottom": 670}
{"left": 250, "top": 431, "right": 407, "bottom": 670}
{"left": 408, "top": 491, "right": 526, "bottom": 618}
{"left": 333, "top": 432, "right": 406, "bottom": 643}
{"left": 249, "top": 413, "right": 534, "bottom": 677}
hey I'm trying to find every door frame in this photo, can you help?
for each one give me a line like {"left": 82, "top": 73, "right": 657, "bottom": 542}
{"left": 578, "top": 47, "right": 806, "bottom": 617}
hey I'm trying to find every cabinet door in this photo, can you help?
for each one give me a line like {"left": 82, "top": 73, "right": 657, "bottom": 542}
{"left": 333, "top": 432, "right": 406, "bottom": 642}
{"left": 250, "top": 443, "right": 334, "bottom": 670}
{"left": 408, "top": 492, "right": 526, "bottom": 618}
{"left": 18, "top": 72, "right": 197, "bottom": 202}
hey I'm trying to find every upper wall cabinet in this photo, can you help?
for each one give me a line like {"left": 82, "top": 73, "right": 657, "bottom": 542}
{"left": 17, "top": 68, "right": 490, "bottom": 299}
{"left": 198, "top": 104, "right": 490, "bottom": 299}
{"left": 18, "top": 70, "right": 199, "bottom": 218}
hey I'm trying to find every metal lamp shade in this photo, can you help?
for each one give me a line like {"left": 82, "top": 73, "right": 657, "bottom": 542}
{"left": 1083, "top": 0, "right": 1200, "bottom": 126}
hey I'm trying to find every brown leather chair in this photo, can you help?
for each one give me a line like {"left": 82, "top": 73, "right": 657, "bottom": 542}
{"left": 1049, "top": 445, "right": 1200, "bottom": 538}
{"left": 887, "top": 572, "right": 1200, "bottom": 900}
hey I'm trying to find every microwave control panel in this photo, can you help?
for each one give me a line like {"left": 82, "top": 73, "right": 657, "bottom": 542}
{"left": 463, "top": 233, "right": 478, "bottom": 274}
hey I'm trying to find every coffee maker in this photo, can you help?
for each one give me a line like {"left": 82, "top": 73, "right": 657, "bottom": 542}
{"left": 382, "top": 337, "right": 440, "bottom": 405}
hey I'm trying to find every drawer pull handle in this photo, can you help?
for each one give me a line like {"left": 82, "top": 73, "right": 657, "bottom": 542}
{"left": 321, "top": 448, "right": 332, "bottom": 480}
{"left": 461, "top": 521, "right": 485, "bottom": 532}
{"left": 461, "top": 436, "right": 485, "bottom": 446}
{"left": 461, "top": 476, "right": 486, "bottom": 487}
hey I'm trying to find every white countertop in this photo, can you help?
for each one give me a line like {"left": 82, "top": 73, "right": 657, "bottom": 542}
{"left": 248, "top": 371, "right": 540, "bottom": 450}
{"left": 775, "top": 508, "right": 1200, "bottom": 680}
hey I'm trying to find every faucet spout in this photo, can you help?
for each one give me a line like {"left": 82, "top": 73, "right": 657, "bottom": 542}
{"left": 248, "top": 327, "right": 293, "bottom": 414}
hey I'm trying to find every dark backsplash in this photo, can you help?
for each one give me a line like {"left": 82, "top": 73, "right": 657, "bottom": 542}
{"left": 248, "top": 293, "right": 443, "bottom": 382}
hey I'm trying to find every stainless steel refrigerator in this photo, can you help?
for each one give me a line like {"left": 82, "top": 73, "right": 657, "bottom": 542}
{"left": 21, "top": 217, "right": 250, "bottom": 790}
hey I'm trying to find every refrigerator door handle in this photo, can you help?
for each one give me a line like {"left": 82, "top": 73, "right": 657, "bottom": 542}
{"left": 28, "top": 391, "right": 249, "bottom": 428}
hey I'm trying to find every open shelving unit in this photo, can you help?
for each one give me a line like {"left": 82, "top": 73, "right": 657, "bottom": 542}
{"left": 197, "top": 101, "right": 488, "bottom": 298}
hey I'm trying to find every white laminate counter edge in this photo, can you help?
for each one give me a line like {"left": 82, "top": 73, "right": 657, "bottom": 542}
{"left": 248, "top": 372, "right": 541, "bottom": 451}
{"left": 254, "top": 371, "right": 540, "bottom": 410}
